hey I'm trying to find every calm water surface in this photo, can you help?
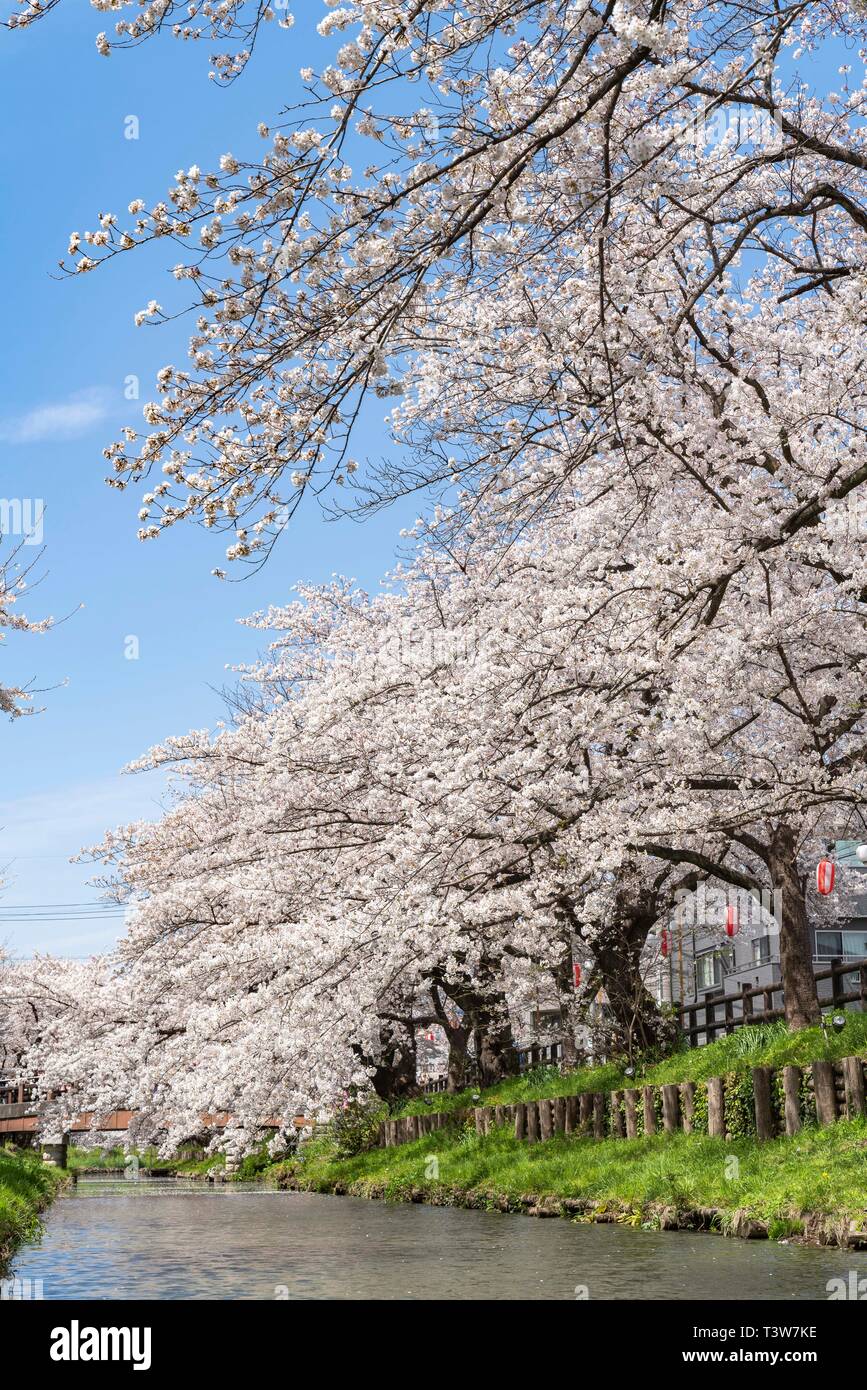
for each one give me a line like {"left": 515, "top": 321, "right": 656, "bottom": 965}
{"left": 11, "top": 1177, "right": 864, "bottom": 1300}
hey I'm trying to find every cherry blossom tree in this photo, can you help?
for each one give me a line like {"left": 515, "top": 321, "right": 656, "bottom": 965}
{"left": 0, "top": 540, "right": 49, "bottom": 717}
{"left": 6, "top": 4, "right": 867, "bottom": 1144}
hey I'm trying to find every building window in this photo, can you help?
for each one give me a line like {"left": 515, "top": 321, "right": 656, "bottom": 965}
{"left": 530, "top": 1009, "right": 563, "bottom": 1033}
{"left": 816, "top": 929, "right": 867, "bottom": 959}
{"left": 695, "top": 948, "right": 733, "bottom": 992}
{"left": 752, "top": 935, "right": 772, "bottom": 966}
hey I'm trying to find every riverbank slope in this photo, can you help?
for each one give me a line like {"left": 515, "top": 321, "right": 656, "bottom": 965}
{"left": 273, "top": 1117, "right": 867, "bottom": 1248}
{"left": 0, "top": 1147, "right": 64, "bottom": 1269}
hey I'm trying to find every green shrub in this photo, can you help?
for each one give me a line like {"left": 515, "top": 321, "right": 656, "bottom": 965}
{"left": 330, "top": 1097, "right": 388, "bottom": 1158}
{"left": 692, "top": 1081, "right": 709, "bottom": 1135}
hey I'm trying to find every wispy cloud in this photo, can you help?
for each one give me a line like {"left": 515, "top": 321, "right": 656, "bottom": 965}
{"left": 0, "top": 388, "right": 111, "bottom": 444}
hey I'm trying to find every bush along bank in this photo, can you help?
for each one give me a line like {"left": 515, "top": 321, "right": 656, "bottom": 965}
{"left": 273, "top": 1118, "right": 867, "bottom": 1250}
{"left": 0, "top": 1146, "right": 65, "bottom": 1270}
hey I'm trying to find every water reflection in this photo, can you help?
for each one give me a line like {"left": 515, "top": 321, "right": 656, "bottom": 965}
{"left": 11, "top": 1179, "right": 865, "bottom": 1300}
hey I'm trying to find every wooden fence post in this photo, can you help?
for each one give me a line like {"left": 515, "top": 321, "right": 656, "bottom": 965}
{"left": 680, "top": 1082, "right": 695, "bottom": 1134}
{"left": 579, "top": 1092, "right": 593, "bottom": 1133}
{"left": 565, "top": 1095, "right": 578, "bottom": 1135}
{"left": 592, "top": 1093, "right": 606, "bottom": 1139}
{"left": 741, "top": 981, "right": 753, "bottom": 1023}
{"left": 661, "top": 1084, "right": 680, "bottom": 1133}
{"left": 527, "top": 1101, "right": 540, "bottom": 1144}
{"left": 752, "top": 1066, "right": 774, "bottom": 1141}
{"left": 782, "top": 1065, "right": 802, "bottom": 1136}
{"left": 514, "top": 1102, "right": 527, "bottom": 1141}
{"left": 538, "top": 1098, "right": 553, "bottom": 1142}
{"left": 707, "top": 1077, "right": 725, "bottom": 1138}
{"left": 553, "top": 1096, "right": 566, "bottom": 1135}
{"left": 642, "top": 1086, "right": 656, "bottom": 1135}
{"left": 843, "top": 1056, "right": 866, "bottom": 1119}
{"left": 624, "top": 1089, "right": 638, "bottom": 1139}
{"left": 812, "top": 1060, "right": 838, "bottom": 1127}
{"left": 610, "top": 1091, "right": 625, "bottom": 1138}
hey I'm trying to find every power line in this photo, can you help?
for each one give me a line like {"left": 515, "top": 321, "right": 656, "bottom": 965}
{"left": 0, "top": 901, "right": 127, "bottom": 910}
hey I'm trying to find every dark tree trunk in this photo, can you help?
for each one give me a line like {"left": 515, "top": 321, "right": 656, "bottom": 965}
{"left": 427, "top": 982, "right": 471, "bottom": 1092}
{"left": 474, "top": 1010, "right": 517, "bottom": 1087}
{"left": 445, "top": 1026, "right": 470, "bottom": 1092}
{"left": 438, "top": 966, "right": 518, "bottom": 1087}
{"left": 355, "top": 1023, "right": 420, "bottom": 1105}
{"left": 551, "top": 951, "right": 580, "bottom": 1066}
{"left": 768, "top": 824, "right": 821, "bottom": 1029}
{"left": 591, "top": 900, "right": 669, "bottom": 1057}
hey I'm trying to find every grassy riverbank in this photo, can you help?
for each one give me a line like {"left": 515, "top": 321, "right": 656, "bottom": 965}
{"left": 396, "top": 1014, "right": 867, "bottom": 1118}
{"left": 273, "top": 1116, "right": 867, "bottom": 1246}
{"left": 0, "top": 1147, "right": 64, "bottom": 1269}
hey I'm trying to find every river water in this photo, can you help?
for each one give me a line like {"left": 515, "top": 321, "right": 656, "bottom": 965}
{"left": 10, "top": 1177, "right": 864, "bottom": 1300}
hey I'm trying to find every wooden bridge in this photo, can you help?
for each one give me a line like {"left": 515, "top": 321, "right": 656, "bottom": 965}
{"left": 0, "top": 1099, "right": 236, "bottom": 1142}
{"left": 0, "top": 1084, "right": 292, "bottom": 1145}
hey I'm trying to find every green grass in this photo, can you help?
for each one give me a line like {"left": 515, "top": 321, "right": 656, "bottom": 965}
{"left": 397, "top": 1013, "right": 867, "bottom": 1117}
{"left": 279, "top": 1117, "right": 867, "bottom": 1240}
{"left": 0, "top": 1146, "right": 64, "bottom": 1268}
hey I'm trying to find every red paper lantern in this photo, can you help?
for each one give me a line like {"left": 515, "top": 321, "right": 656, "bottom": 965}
{"left": 660, "top": 927, "right": 670, "bottom": 958}
{"left": 817, "top": 860, "right": 836, "bottom": 895}
{"left": 725, "top": 905, "right": 739, "bottom": 937}
{"left": 573, "top": 962, "right": 582, "bottom": 989}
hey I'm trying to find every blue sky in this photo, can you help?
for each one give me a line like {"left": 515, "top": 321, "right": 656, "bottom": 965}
{"left": 0, "top": 7, "right": 415, "bottom": 956}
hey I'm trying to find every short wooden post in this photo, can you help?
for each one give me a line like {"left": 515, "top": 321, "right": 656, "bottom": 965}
{"left": 579, "top": 1092, "right": 593, "bottom": 1133}
{"left": 624, "top": 1088, "right": 638, "bottom": 1139}
{"left": 843, "top": 1056, "right": 866, "bottom": 1119}
{"left": 707, "top": 1077, "right": 725, "bottom": 1138}
{"left": 783, "top": 1065, "right": 802, "bottom": 1136}
{"left": 494, "top": 1104, "right": 505, "bottom": 1128}
{"left": 680, "top": 1082, "right": 695, "bottom": 1134}
{"left": 812, "top": 1060, "right": 837, "bottom": 1127}
{"left": 661, "top": 1084, "right": 680, "bottom": 1134}
{"left": 752, "top": 1066, "right": 774, "bottom": 1142}
{"left": 514, "top": 1101, "right": 527, "bottom": 1141}
{"left": 527, "top": 1101, "right": 540, "bottom": 1144}
{"left": 565, "top": 1095, "right": 578, "bottom": 1135}
{"left": 830, "top": 957, "right": 843, "bottom": 1009}
{"left": 642, "top": 1086, "right": 656, "bottom": 1135}
{"left": 553, "top": 1096, "right": 566, "bottom": 1135}
{"left": 538, "top": 1098, "right": 553, "bottom": 1142}
{"left": 592, "top": 1093, "right": 606, "bottom": 1139}
{"left": 610, "top": 1091, "right": 625, "bottom": 1138}
{"left": 474, "top": 1107, "right": 485, "bottom": 1136}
